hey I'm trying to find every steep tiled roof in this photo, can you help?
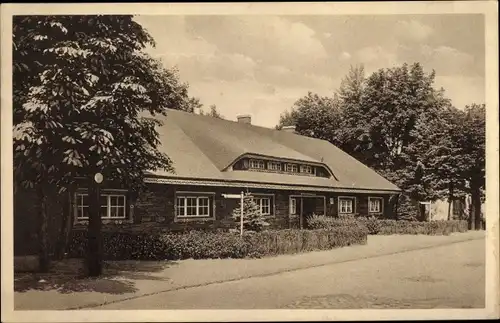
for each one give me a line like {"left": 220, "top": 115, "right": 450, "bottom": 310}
{"left": 151, "top": 109, "right": 400, "bottom": 192}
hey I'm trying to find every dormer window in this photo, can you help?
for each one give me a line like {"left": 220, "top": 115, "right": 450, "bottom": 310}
{"left": 249, "top": 159, "right": 265, "bottom": 169}
{"left": 285, "top": 164, "right": 298, "bottom": 173}
{"left": 300, "top": 165, "right": 313, "bottom": 174}
{"left": 268, "top": 161, "right": 281, "bottom": 171}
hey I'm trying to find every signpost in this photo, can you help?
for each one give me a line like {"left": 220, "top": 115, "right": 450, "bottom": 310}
{"left": 222, "top": 192, "right": 246, "bottom": 236}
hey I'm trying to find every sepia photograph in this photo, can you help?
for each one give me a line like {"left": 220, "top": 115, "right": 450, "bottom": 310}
{"left": 1, "top": 1, "right": 498, "bottom": 322}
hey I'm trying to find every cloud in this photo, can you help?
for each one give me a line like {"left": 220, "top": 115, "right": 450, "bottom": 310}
{"left": 186, "top": 16, "right": 328, "bottom": 71}
{"left": 396, "top": 19, "right": 434, "bottom": 42}
{"left": 254, "top": 64, "right": 335, "bottom": 90}
{"left": 339, "top": 51, "right": 351, "bottom": 61}
{"left": 354, "top": 46, "right": 400, "bottom": 73}
{"left": 398, "top": 44, "right": 477, "bottom": 77}
{"left": 435, "top": 75, "right": 485, "bottom": 109}
{"left": 134, "top": 15, "right": 485, "bottom": 128}
{"left": 159, "top": 52, "right": 257, "bottom": 83}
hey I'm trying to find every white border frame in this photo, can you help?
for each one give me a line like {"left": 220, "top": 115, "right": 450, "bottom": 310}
{"left": 1, "top": 2, "right": 498, "bottom": 322}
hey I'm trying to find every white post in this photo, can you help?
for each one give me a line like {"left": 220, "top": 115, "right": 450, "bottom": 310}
{"left": 240, "top": 191, "right": 244, "bottom": 236}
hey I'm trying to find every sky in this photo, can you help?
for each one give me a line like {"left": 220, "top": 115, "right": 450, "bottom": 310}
{"left": 134, "top": 14, "right": 485, "bottom": 128}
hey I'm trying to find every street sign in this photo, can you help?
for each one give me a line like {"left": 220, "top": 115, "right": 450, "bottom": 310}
{"left": 222, "top": 194, "right": 241, "bottom": 199}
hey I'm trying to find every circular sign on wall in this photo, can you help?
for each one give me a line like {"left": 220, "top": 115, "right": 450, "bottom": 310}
{"left": 94, "top": 172, "right": 104, "bottom": 184}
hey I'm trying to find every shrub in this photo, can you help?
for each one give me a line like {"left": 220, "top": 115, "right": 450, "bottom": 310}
{"left": 307, "top": 214, "right": 368, "bottom": 232}
{"left": 232, "top": 194, "right": 270, "bottom": 232}
{"left": 373, "top": 219, "right": 468, "bottom": 235}
{"left": 306, "top": 214, "right": 468, "bottom": 236}
{"left": 357, "top": 217, "right": 382, "bottom": 235}
{"left": 67, "top": 226, "right": 368, "bottom": 260}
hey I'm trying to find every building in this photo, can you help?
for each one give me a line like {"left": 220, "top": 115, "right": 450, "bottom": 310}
{"left": 14, "top": 109, "right": 402, "bottom": 254}
{"left": 68, "top": 109, "right": 401, "bottom": 231}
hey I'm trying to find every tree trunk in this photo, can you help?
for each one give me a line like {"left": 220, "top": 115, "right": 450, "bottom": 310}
{"left": 468, "top": 196, "right": 475, "bottom": 230}
{"left": 471, "top": 183, "right": 482, "bottom": 231}
{"left": 447, "top": 182, "right": 454, "bottom": 221}
{"left": 36, "top": 185, "right": 50, "bottom": 272}
{"left": 86, "top": 179, "right": 103, "bottom": 276}
{"left": 55, "top": 191, "right": 73, "bottom": 260}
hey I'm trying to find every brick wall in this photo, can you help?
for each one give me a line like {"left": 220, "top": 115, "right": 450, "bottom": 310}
{"left": 14, "top": 181, "right": 398, "bottom": 255}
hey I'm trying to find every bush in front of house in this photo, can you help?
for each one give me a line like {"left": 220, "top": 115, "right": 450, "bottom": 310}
{"left": 306, "top": 214, "right": 468, "bottom": 236}
{"left": 67, "top": 225, "right": 368, "bottom": 260}
{"left": 307, "top": 213, "right": 367, "bottom": 230}
{"left": 374, "top": 219, "right": 468, "bottom": 235}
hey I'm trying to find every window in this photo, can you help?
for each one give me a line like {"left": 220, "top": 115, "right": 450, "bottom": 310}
{"left": 268, "top": 161, "right": 282, "bottom": 171}
{"left": 338, "top": 197, "right": 354, "bottom": 214}
{"left": 249, "top": 159, "right": 265, "bottom": 169}
{"left": 285, "top": 163, "right": 298, "bottom": 173}
{"left": 76, "top": 193, "right": 126, "bottom": 219}
{"left": 290, "top": 198, "right": 297, "bottom": 214}
{"left": 176, "top": 196, "right": 211, "bottom": 217}
{"left": 300, "top": 165, "right": 313, "bottom": 174}
{"left": 76, "top": 194, "right": 89, "bottom": 219}
{"left": 368, "top": 197, "right": 383, "bottom": 213}
{"left": 254, "top": 197, "right": 272, "bottom": 215}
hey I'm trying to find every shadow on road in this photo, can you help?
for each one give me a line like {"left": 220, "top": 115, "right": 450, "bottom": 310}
{"left": 14, "top": 259, "right": 177, "bottom": 294}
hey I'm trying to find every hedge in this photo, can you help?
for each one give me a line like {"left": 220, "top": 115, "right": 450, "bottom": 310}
{"left": 67, "top": 226, "right": 368, "bottom": 260}
{"left": 306, "top": 214, "right": 468, "bottom": 236}
{"left": 370, "top": 219, "right": 468, "bottom": 235}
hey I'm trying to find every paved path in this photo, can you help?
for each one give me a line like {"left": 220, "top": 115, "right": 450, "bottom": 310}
{"left": 14, "top": 231, "right": 484, "bottom": 310}
{"left": 96, "top": 238, "right": 485, "bottom": 309}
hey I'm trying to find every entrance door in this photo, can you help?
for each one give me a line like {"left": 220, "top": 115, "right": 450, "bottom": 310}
{"left": 301, "top": 198, "right": 317, "bottom": 229}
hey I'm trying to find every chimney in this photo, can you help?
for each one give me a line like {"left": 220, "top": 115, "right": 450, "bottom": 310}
{"left": 237, "top": 114, "right": 252, "bottom": 124}
{"left": 281, "top": 125, "right": 296, "bottom": 133}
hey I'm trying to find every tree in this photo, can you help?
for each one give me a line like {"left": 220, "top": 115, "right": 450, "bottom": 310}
{"left": 335, "top": 65, "right": 369, "bottom": 161}
{"left": 13, "top": 15, "right": 190, "bottom": 275}
{"left": 342, "top": 63, "right": 444, "bottom": 172}
{"left": 457, "top": 104, "right": 486, "bottom": 229}
{"left": 404, "top": 105, "right": 468, "bottom": 220}
{"left": 280, "top": 63, "right": 456, "bottom": 220}
{"left": 232, "top": 194, "right": 270, "bottom": 232}
{"left": 276, "top": 92, "right": 342, "bottom": 144}
{"left": 184, "top": 97, "right": 203, "bottom": 113}
{"left": 200, "top": 104, "right": 224, "bottom": 119}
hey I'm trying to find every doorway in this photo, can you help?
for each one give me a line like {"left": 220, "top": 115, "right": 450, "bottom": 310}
{"left": 291, "top": 195, "right": 326, "bottom": 229}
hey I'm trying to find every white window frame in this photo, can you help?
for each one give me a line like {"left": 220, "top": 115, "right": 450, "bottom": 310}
{"left": 300, "top": 165, "right": 313, "bottom": 174}
{"left": 253, "top": 197, "right": 271, "bottom": 215}
{"left": 249, "top": 159, "right": 265, "bottom": 169}
{"left": 290, "top": 197, "right": 297, "bottom": 215}
{"left": 267, "top": 161, "right": 282, "bottom": 171}
{"left": 251, "top": 194, "right": 274, "bottom": 216}
{"left": 286, "top": 163, "right": 298, "bottom": 173}
{"left": 338, "top": 196, "right": 355, "bottom": 214}
{"left": 368, "top": 197, "right": 384, "bottom": 214}
{"left": 76, "top": 192, "right": 127, "bottom": 220}
{"left": 176, "top": 196, "right": 211, "bottom": 218}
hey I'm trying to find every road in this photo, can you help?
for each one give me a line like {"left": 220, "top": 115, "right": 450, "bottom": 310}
{"left": 96, "top": 238, "right": 485, "bottom": 309}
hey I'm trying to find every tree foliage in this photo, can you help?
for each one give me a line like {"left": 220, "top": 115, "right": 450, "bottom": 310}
{"left": 276, "top": 92, "right": 342, "bottom": 144}
{"left": 276, "top": 62, "right": 486, "bottom": 224}
{"left": 200, "top": 104, "right": 225, "bottom": 119}
{"left": 13, "top": 15, "right": 193, "bottom": 192}
{"left": 12, "top": 15, "right": 197, "bottom": 274}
